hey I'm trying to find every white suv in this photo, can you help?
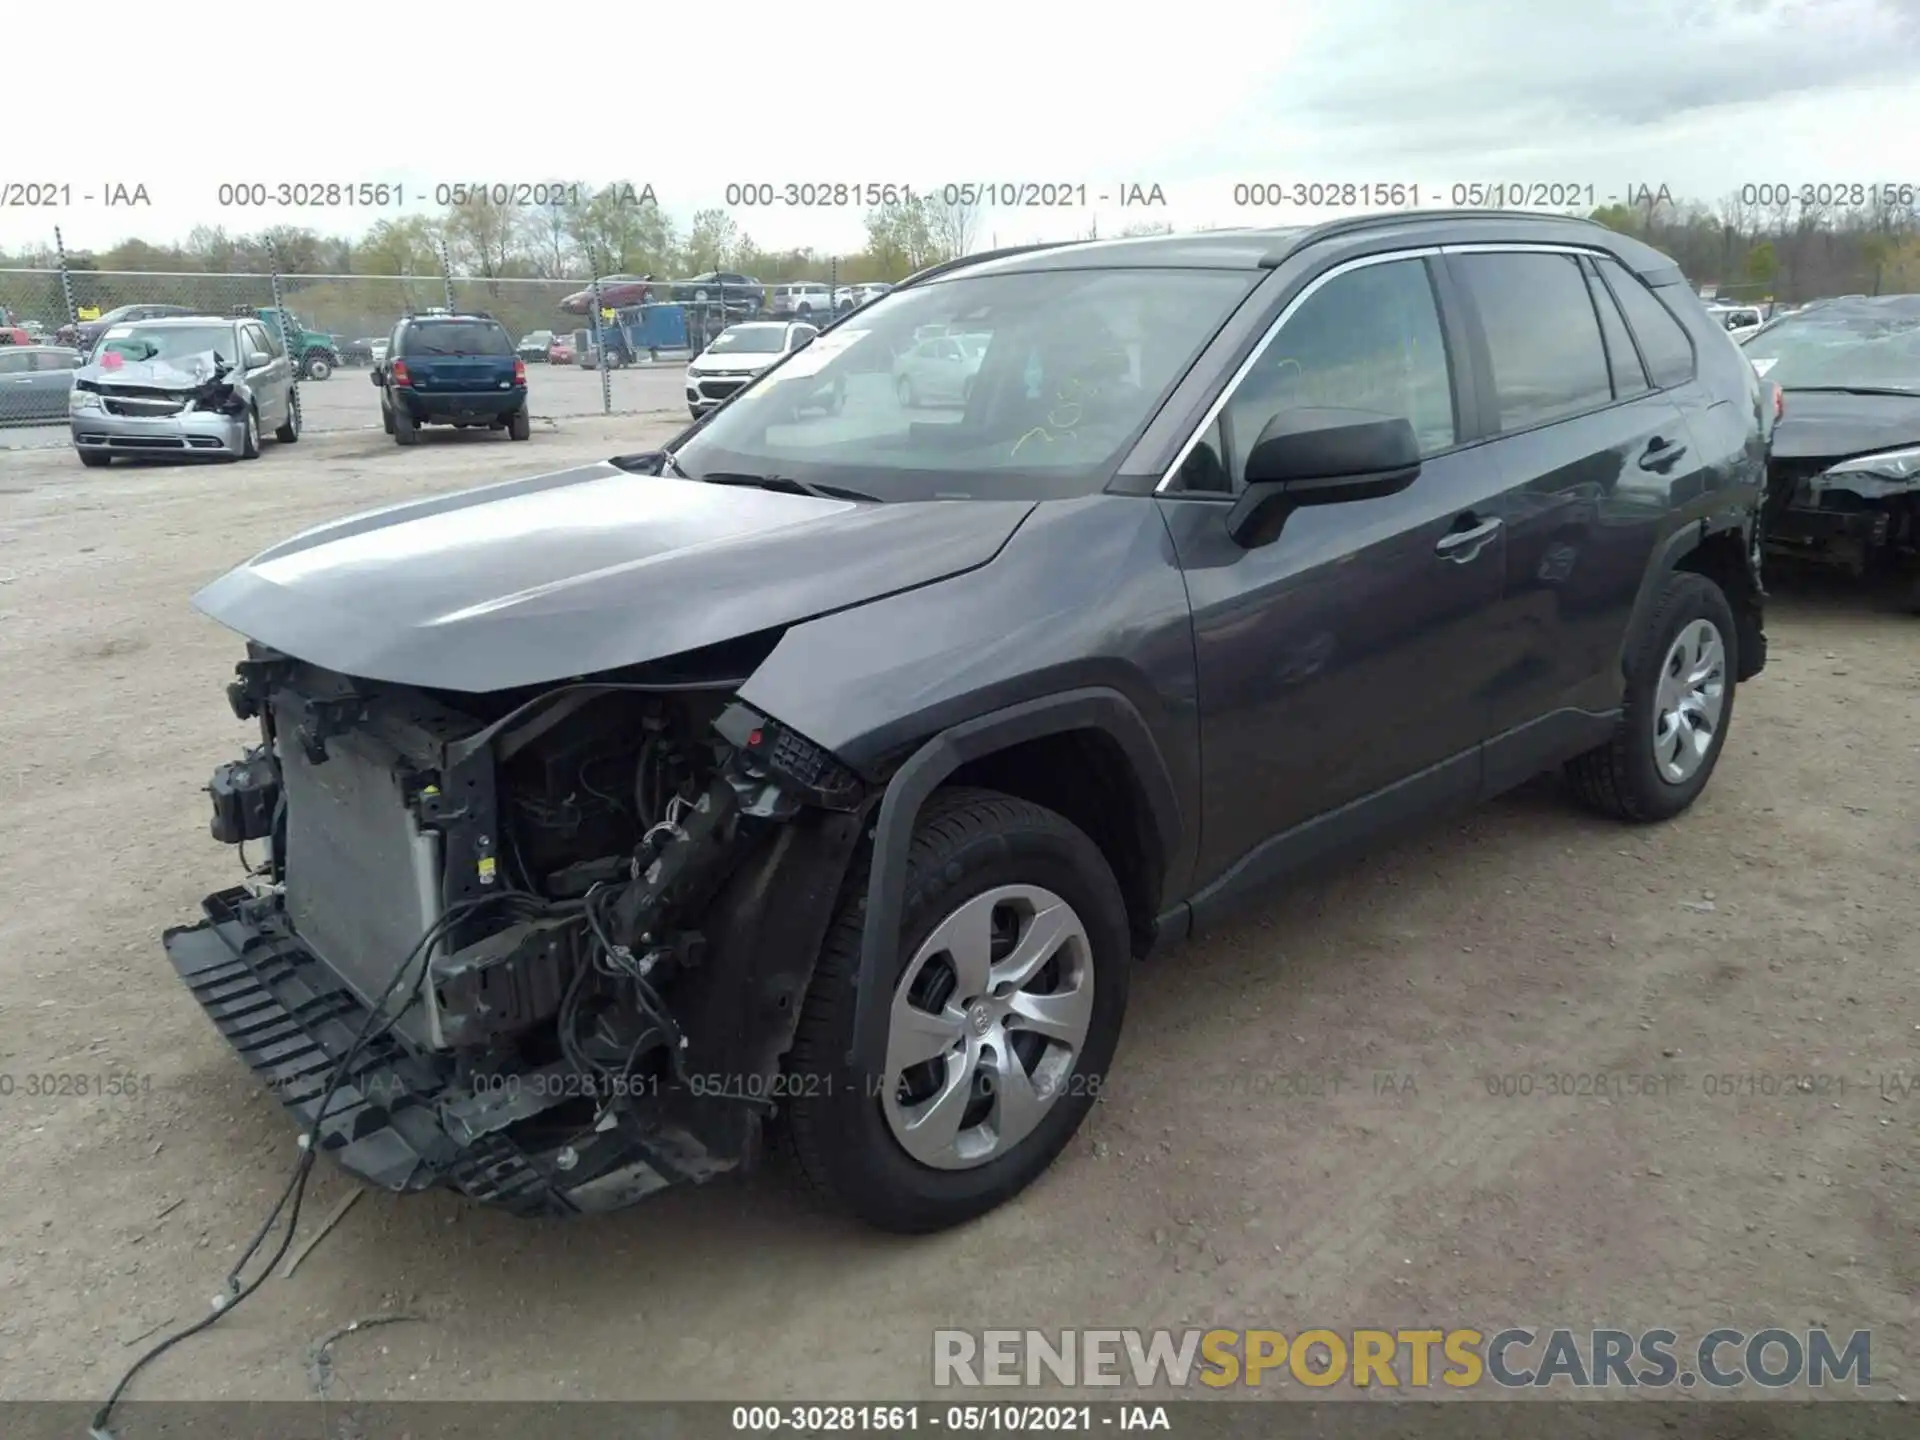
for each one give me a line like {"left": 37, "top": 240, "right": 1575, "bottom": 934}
{"left": 768, "top": 282, "right": 834, "bottom": 319}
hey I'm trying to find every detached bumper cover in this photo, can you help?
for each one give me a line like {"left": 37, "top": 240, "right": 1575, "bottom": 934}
{"left": 163, "top": 888, "right": 695, "bottom": 1217}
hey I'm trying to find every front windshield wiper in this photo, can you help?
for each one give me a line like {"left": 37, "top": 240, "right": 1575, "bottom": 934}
{"left": 1781, "top": 384, "right": 1920, "bottom": 398}
{"left": 697, "top": 470, "right": 878, "bottom": 503}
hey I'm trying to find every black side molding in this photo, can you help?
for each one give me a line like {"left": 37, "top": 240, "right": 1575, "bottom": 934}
{"left": 846, "top": 688, "right": 1182, "bottom": 1079}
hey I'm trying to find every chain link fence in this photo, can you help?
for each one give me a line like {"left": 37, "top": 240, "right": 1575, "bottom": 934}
{"left": 1, "top": 239, "right": 870, "bottom": 447}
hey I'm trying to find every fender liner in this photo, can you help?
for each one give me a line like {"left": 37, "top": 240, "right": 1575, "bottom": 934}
{"left": 845, "top": 687, "right": 1182, "bottom": 1080}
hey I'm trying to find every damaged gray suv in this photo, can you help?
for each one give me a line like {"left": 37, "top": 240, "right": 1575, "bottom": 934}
{"left": 166, "top": 212, "right": 1769, "bottom": 1233}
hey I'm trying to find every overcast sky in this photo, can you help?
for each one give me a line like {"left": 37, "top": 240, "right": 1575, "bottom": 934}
{"left": 6, "top": 0, "right": 1918, "bottom": 261}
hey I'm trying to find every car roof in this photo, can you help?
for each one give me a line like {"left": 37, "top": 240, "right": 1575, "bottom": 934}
{"left": 905, "top": 210, "right": 1684, "bottom": 285}
{"left": 107, "top": 315, "right": 238, "bottom": 328}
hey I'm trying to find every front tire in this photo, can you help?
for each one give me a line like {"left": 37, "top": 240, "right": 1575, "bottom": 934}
{"left": 1566, "top": 571, "right": 1737, "bottom": 822}
{"left": 77, "top": 449, "right": 110, "bottom": 468}
{"left": 238, "top": 406, "right": 261, "bottom": 459}
{"left": 783, "top": 788, "right": 1130, "bottom": 1233}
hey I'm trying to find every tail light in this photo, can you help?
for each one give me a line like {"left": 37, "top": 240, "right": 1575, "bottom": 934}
{"left": 390, "top": 359, "right": 412, "bottom": 386}
{"left": 513, "top": 358, "right": 527, "bottom": 385}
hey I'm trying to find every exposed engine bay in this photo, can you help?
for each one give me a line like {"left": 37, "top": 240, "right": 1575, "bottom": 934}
{"left": 168, "top": 641, "right": 870, "bottom": 1215}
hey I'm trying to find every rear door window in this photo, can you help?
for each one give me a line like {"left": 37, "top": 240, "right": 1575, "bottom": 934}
{"left": 404, "top": 321, "right": 513, "bottom": 356}
{"left": 1454, "top": 251, "right": 1615, "bottom": 432}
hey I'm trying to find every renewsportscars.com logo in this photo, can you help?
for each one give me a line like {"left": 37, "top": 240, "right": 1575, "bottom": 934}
{"left": 933, "top": 1328, "right": 1873, "bottom": 1390}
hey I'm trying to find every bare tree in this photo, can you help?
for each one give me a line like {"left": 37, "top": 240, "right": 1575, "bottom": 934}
{"left": 922, "top": 193, "right": 981, "bottom": 259}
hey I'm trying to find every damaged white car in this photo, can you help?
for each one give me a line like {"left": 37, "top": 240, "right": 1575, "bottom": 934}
{"left": 69, "top": 314, "right": 299, "bottom": 467}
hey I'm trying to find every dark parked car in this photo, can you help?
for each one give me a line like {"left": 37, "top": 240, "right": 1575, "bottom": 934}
{"left": 57, "top": 303, "right": 197, "bottom": 354}
{"left": 370, "top": 313, "right": 530, "bottom": 444}
{"left": 1742, "top": 294, "right": 1920, "bottom": 606}
{"left": 165, "top": 212, "right": 1767, "bottom": 1235}
{"left": 337, "top": 337, "right": 377, "bottom": 367}
{"left": 0, "top": 345, "right": 85, "bottom": 424}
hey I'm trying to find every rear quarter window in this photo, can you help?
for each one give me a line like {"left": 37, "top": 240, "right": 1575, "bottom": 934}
{"left": 404, "top": 321, "right": 513, "bottom": 356}
{"left": 1597, "top": 258, "right": 1696, "bottom": 389}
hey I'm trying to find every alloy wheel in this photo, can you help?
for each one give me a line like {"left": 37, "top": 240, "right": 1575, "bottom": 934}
{"left": 1652, "top": 619, "right": 1726, "bottom": 783}
{"left": 881, "top": 884, "right": 1094, "bottom": 1171}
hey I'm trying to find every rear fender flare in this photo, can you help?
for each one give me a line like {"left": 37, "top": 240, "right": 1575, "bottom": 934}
{"left": 1620, "top": 512, "right": 1759, "bottom": 672}
{"left": 845, "top": 687, "right": 1181, "bottom": 1081}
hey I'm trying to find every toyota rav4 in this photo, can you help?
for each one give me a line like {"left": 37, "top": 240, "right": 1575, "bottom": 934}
{"left": 163, "top": 211, "right": 1768, "bottom": 1233}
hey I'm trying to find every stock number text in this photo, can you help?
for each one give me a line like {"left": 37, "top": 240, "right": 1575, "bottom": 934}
{"left": 725, "top": 182, "right": 921, "bottom": 208}
{"left": 1740, "top": 183, "right": 1917, "bottom": 209}
{"left": 218, "top": 182, "right": 405, "bottom": 208}
{"left": 1234, "top": 182, "right": 1423, "bottom": 208}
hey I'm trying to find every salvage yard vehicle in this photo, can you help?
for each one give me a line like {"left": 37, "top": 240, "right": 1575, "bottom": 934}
{"left": 686, "top": 320, "right": 820, "bottom": 418}
{"left": 0, "top": 345, "right": 85, "bottom": 425}
{"left": 372, "top": 312, "right": 531, "bottom": 444}
{"left": 70, "top": 315, "right": 298, "bottom": 465}
{"left": 1744, "top": 294, "right": 1920, "bottom": 608}
{"left": 165, "top": 211, "right": 1768, "bottom": 1234}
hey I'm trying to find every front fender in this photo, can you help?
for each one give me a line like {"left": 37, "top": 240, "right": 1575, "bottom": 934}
{"left": 844, "top": 687, "right": 1181, "bottom": 1087}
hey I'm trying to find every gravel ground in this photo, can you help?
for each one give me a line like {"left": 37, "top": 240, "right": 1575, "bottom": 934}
{"left": 0, "top": 424, "right": 1914, "bottom": 1406}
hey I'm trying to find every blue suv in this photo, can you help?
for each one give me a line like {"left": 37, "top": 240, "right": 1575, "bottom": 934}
{"left": 373, "top": 313, "right": 530, "bottom": 445}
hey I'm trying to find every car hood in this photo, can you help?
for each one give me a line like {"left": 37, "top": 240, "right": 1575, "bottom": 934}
{"left": 191, "top": 460, "right": 1036, "bottom": 692}
{"left": 689, "top": 350, "right": 778, "bottom": 375}
{"left": 77, "top": 351, "right": 241, "bottom": 390}
{"left": 1770, "top": 388, "right": 1920, "bottom": 465}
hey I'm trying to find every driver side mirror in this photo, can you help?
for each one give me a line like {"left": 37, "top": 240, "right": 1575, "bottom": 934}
{"left": 246, "top": 351, "right": 271, "bottom": 369}
{"left": 1226, "top": 408, "right": 1422, "bottom": 549}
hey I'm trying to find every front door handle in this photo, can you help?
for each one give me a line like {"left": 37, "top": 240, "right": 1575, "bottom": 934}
{"left": 1639, "top": 435, "right": 1688, "bottom": 470}
{"left": 1435, "top": 516, "right": 1502, "bottom": 562}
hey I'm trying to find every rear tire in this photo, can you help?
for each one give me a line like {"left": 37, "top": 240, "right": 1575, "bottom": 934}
{"left": 392, "top": 406, "right": 419, "bottom": 446}
{"left": 302, "top": 352, "right": 333, "bottom": 381}
{"left": 1565, "top": 571, "right": 1737, "bottom": 822}
{"left": 508, "top": 407, "right": 531, "bottom": 441}
{"left": 380, "top": 401, "right": 394, "bottom": 434}
{"left": 782, "top": 788, "right": 1130, "bottom": 1233}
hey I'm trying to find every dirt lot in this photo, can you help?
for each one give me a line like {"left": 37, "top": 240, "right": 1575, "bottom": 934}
{"left": 0, "top": 423, "right": 1914, "bottom": 1405}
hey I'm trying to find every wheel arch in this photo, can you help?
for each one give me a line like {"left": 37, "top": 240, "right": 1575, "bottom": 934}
{"left": 1625, "top": 514, "right": 1767, "bottom": 684}
{"left": 847, "top": 688, "right": 1182, "bottom": 1088}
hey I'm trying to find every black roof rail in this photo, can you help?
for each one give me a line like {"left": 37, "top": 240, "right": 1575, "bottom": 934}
{"left": 1262, "top": 207, "right": 1610, "bottom": 266}
{"left": 893, "top": 242, "right": 1080, "bottom": 291}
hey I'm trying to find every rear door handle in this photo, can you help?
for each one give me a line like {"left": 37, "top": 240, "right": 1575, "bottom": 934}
{"left": 1435, "top": 516, "right": 1502, "bottom": 562}
{"left": 1639, "top": 435, "right": 1688, "bottom": 469}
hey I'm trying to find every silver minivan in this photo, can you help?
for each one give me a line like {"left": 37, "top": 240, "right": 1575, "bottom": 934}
{"left": 69, "top": 315, "right": 298, "bottom": 466}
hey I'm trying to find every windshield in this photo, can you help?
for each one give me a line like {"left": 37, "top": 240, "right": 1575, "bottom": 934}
{"left": 708, "top": 326, "right": 788, "bottom": 355}
{"left": 404, "top": 321, "right": 513, "bottom": 356}
{"left": 97, "top": 324, "right": 236, "bottom": 364}
{"left": 674, "top": 267, "right": 1255, "bottom": 501}
{"left": 1743, "top": 299, "right": 1920, "bottom": 392}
